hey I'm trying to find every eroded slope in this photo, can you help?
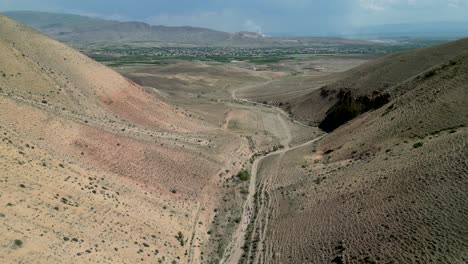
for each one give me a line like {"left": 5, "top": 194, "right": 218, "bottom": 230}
{"left": 0, "top": 16, "right": 246, "bottom": 263}
{"left": 248, "top": 51, "right": 468, "bottom": 263}
{"left": 291, "top": 38, "right": 468, "bottom": 131}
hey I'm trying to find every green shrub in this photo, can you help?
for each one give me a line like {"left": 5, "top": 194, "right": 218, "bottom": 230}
{"left": 413, "top": 142, "right": 424, "bottom": 148}
{"left": 176, "top": 231, "right": 185, "bottom": 246}
{"left": 237, "top": 170, "right": 250, "bottom": 181}
{"left": 424, "top": 70, "right": 436, "bottom": 78}
{"left": 14, "top": 239, "right": 23, "bottom": 247}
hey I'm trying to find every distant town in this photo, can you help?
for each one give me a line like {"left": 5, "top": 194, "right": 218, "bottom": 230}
{"left": 84, "top": 44, "right": 431, "bottom": 65}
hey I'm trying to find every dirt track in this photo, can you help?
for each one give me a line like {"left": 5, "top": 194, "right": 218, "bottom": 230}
{"left": 220, "top": 85, "right": 324, "bottom": 264}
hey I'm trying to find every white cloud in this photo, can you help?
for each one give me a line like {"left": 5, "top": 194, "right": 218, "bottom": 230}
{"left": 358, "top": 0, "right": 468, "bottom": 11}
{"left": 359, "top": 0, "right": 391, "bottom": 11}
{"left": 448, "top": 0, "right": 468, "bottom": 7}
{"left": 244, "top": 19, "right": 262, "bottom": 33}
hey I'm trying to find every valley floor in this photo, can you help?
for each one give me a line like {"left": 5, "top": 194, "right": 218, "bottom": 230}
{"left": 117, "top": 56, "right": 367, "bottom": 263}
{"left": 120, "top": 52, "right": 468, "bottom": 264}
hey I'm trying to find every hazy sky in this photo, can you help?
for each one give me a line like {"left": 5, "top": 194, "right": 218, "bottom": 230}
{"left": 1, "top": 0, "right": 468, "bottom": 35}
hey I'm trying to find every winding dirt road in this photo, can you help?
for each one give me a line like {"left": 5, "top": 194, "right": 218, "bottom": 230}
{"left": 221, "top": 86, "right": 324, "bottom": 264}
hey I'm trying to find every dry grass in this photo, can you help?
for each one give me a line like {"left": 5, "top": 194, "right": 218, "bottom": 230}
{"left": 292, "top": 38, "right": 468, "bottom": 128}
{"left": 0, "top": 16, "right": 249, "bottom": 263}
{"left": 245, "top": 46, "right": 468, "bottom": 263}
{"left": 2, "top": 14, "right": 466, "bottom": 264}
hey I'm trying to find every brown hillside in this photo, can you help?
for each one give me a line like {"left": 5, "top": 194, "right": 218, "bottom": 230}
{"left": 0, "top": 16, "right": 245, "bottom": 263}
{"left": 0, "top": 15, "right": 207, "bottom": 132}
{"left": 292, "top": 37, "right": 468, "bottom": 131}
{"left": 250, "top": 49, "right": 468, "bottom": 263}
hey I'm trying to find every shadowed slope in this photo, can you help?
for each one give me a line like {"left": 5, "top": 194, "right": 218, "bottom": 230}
{"left": 292, "top": 38, "right": 468, "bottom": 131}
{"left": 250, "top": 47, "right": 468, "bottom": 263}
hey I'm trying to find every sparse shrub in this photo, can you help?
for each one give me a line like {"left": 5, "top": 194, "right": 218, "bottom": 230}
{"left": 237, "top": 170, "right": 250, "bottom": 182}
{"left": 413, "top": 142, "right": 424, "bottom": 148}
{"left": 324, "top": 149, "right": 334, "bottom": 155}
{"left": 14, "top": 239, "right": 23, "bottom": 247}
{"left": 424, "top": 70, "right": 436, "bottom": 78}
{"left": 320, "top": 87, "right": 330, "bottom": 98}
{"left": 176, "top": 231, "right": 185, "bottom": 246}
{"left": 0, "top": 213, "right": 5, "bottom": 217}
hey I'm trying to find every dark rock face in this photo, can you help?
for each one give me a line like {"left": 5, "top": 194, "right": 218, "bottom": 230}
{"left": 319, "top": 89, "right": 390, "bottom": 132}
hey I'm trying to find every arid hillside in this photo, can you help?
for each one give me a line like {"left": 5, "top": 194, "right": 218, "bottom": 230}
{"left": 291, "top": 38, "right": 468, "bottom": 131}
{"left": 2, "top": 12, "right": 467, "bottom": 264}
{"left": 0, "top": 16, "right": 248, "bottom": 263}
{"left": 246, "top": 42, "right": 468, "bottom": 263}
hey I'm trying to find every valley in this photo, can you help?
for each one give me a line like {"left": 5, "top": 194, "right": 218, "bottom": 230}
{"left": 116, "top": 55, "right": 362, "bottom": 263}
{"left": 111, "top": 39, "right": 468, "bottom": 264}
{"left": 1, "top": 13, "right": 467, "bottom": 264}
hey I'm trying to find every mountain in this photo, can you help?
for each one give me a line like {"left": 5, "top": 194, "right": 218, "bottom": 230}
{"left": 248, "top": 38, "right": 468, "bottom": 263}
{"left": 2, "top": 11, "right": 375, "bottom": 47}
{"left": 350, "top": 21, "right": 468, "bottom": 38}
{"left": 0, "top": 15, "right": 242, "bottom": 263}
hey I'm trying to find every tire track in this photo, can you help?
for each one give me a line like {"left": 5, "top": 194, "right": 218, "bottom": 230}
{"left": 221, "top": 84, "right": 324, "bottom": 264}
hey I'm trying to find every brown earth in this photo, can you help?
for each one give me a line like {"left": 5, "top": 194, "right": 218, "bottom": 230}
{"left": 291, "top": 38, "right": 468, "bottom": 131}
{"left": 0, "top": 15, "right": 249, "bottom": 264}
{"left": 2, "top": 14, "right": 467, "bottom": 264}
{"left": 244, "top": 42, "right": 468, "bottom": 264}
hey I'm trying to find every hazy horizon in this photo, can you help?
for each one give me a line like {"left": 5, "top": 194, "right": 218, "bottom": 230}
{"left": 1, "top": 0, "right": 468, "bottom": 36}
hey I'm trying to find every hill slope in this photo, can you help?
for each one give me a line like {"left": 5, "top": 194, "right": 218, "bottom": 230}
{"left": 291, "top": 37, "right": 468, "bottom": 131}
{"left": 0, "top": 15, "right": 245, "bottom": 263}
{"left": 248, "top": 41, "right": 468, "bottom": 263}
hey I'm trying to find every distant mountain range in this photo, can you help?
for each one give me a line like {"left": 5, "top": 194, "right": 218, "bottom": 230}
{"left": 347, "top": 21, "right": 468, "bottom": 38}
{"left": 1, "top": 11, "right": 376, "bottom": 47}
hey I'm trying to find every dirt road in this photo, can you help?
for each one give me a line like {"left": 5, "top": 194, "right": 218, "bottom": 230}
{"left": 221, "top": 86, "right": 324, "bottom": 264}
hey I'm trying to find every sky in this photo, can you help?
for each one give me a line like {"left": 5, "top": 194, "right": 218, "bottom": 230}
{"left": 1, "top": 0, "right": 468, "bottom": 36}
